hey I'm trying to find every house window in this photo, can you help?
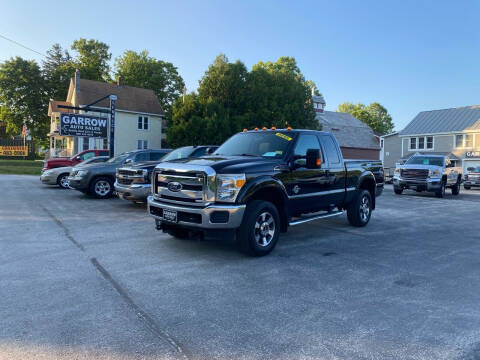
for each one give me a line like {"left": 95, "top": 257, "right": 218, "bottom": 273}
{"left": 426, "top": 136, "right": 433, "bottom": 149}
{"left": 82, "top": 137, "right": 89, "bottom": 151}
{"left": 410, "top": 137, "right": 417, "bottom": 150}
{"left": 456, "top": 134, "right": 474, "bottom": 148}
{"left": 137, "top": 116, "right": 149, "bottom": 130}
{"left": 137, "top": 139, "right": 148, "bottom": 150}
{"left": 409, "top": 136, "right": 434, "bottom": 150}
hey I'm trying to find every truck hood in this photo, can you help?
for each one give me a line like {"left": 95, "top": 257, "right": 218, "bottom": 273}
{"left": 160, "top": 155, "right": 282, "bottom": 174}
{"left": 400, "top": 164, "right": 442, "bottom": 171}
{"left": 46, "top": 157, "right": 72, "bottom": 165}
{"left": 120, "top": 161, "right": 161, "bottom": 170}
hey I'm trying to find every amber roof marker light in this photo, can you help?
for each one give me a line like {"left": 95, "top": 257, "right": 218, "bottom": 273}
{"left": 262, "top": 126, "right": 267, "bottom": 130}
{"left": 254, "top": 127, "right": 259, "bottom": 131}
{"left": 271, "top": 126, "right": 276, "bottom": 130}
{"left": 243, "top": 128, "right": 247, "bottom": 132}
{"left": 287, "top": 126, "right": 292, "bottom": 131}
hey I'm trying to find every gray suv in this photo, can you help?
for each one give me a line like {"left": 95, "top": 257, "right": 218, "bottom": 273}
{"left": 68, "top": 149, "right": 169, "bottom": 198}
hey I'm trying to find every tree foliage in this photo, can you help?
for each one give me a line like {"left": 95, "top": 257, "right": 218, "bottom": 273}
{"left": 114, "top": 50, "right": 184, "bottom": 112}
{"left": 337, "top": 101, "right": 394, "bottom": 134}
{"left": 168, "top": 54, "right": 318, "bottom": 147}
{"left": 71, "top": 38, "right": 111, "bottom": 82}
{"left": 0, "top": 57, "right": 49, "bottom": 140}
{"left": 42, "top": 43, "right": 75, "bottom": 100}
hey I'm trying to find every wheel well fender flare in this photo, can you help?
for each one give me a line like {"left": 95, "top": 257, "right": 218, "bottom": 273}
{"left": 357, "top": 172, "right": 377, "bottom": 209}
{"left": 237, "top": 176, "right": 289, "bottom": 231}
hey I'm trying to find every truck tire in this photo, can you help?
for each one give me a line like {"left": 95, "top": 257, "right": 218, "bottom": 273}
{"left": 394, "top": 186, "right": 403, "bottom": 195}
{"left": 56, "top": 173, "right": 70, "bottom": 189}
{"left": 451, "top": 182, "right": 460, "bottom": 195}
{"left": 347, "top": 189, "right": 372, "bottom": 227}
{"left": 237, "top": 200, "right": 280, "bottom": 257}
{"left": 435, "top": 181, "right": 446, "bottom": 198}
{"left": 90, "top": 177, "right": 113, "bottom": 199}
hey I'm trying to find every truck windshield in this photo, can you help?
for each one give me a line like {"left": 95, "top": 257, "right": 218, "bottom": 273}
{"left": 213, "top": 132, "right": 294, "bottom": 158}
{"left": 161, "top": 147, "right": 193, "bottom": 161}
{"left": 406, "top": 156, "right": 444, "bottom": 167}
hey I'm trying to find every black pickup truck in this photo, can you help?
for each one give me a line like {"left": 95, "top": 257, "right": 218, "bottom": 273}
{"left": 148, "top": 129, "right": 384, "bottom": 256}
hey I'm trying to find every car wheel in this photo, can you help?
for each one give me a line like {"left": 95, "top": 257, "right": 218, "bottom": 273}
{"left": 90, "top": 177, "right": 113, "bottom": 199}
{"left": 57, "top": 173, "right": 70, "bottom": 189}
{"left": 237, "top": 200, "right": 280, "bottom": 257}
{"left": 435, "top": 181, "right": 446, "bottom": 198}
{"left": 464, "top": 185, "right": 471, "bottom": 190}
{"left": 394, "top": 186, "right": 403, "bottom": 195}
{"left": 347, "top": 189, "right": 372, "bottom": 227}
{"left": 451, "top": 183, "right": 460, "bottom": 195}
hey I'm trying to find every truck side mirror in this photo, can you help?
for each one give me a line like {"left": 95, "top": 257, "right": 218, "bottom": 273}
{"left": 306, "top": 149, "right": 321, "bottom": 169}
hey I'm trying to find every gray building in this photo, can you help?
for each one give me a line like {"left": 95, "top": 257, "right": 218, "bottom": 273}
{"left": 382, "top": 105, "right": 480, "bottom": 173}
{"left": 313, "top": 96, "right": 380, "bottom": 160}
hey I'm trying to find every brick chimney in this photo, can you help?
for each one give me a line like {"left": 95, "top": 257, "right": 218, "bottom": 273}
{"left": 75, "top": 69, "right": 80, "bottom": 93}
{"left": 312, "top": 94, "right": 326, "bottom": 113}
{"left": 117, "top": 76, "right": 122, "bottom": 87}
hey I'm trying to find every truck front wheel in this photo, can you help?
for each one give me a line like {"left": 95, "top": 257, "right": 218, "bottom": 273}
{"left": 347, "top": 189, "right": 372, "bottom": 227}
{"left": 237, "top": 200, "right": 280, "bottom": 257}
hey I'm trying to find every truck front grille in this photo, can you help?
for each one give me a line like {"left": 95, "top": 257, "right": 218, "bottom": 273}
{"left": 116, "top": 167, "right": 146, "bottom": 186}
{"left": 401, "top": 169, "right": 429, "bottom": 180}
{"left": 153, "top": 169, "right": 206, "bottom": 206}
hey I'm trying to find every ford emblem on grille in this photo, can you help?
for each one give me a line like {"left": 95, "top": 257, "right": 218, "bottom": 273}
{"left": 167, "top": 181, "right": 183, "bottom": 192}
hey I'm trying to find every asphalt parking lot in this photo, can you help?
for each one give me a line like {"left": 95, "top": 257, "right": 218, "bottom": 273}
{"left": 1, "top": 175, "right": 480, "bottom": 360}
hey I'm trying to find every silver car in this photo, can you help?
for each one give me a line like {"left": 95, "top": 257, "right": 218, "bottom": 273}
{"left": 40, "top": 156, "right": 109, "bottom": 189}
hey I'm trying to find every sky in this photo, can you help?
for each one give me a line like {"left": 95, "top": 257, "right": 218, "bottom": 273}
{"left": 0, "top": 0, "right": 479, "bottom": 130}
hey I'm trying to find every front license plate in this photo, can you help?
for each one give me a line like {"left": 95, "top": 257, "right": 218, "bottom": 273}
{"left": 163, "top": 209, "right": 177, "bottom": 223}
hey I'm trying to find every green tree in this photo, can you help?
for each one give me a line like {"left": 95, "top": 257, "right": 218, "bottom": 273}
{"left": 337, "top": 102, "right": 394, "bottom": 134}
{"left": 71, "top": 38, "right": 111, "bottom": 82}
{"left": 114, "top": 50, "right": 185, "bottom": 112}
{"left": 0, "top": 57, "right": 49, "bottom": 140}
{"left": 42, "top": 43, "right": 75, "bottom": 100}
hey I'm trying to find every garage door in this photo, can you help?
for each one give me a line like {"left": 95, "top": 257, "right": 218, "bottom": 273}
{"left": 463, "top": 160, "right": 480, "bottom": 173}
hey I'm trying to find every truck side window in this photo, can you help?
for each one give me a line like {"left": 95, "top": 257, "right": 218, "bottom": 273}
{"left": 191, "top": 147, "right": 207, "bottom": 157}
{"left": 150, "top": 152, "right": 166, "bottom": 161}
{"left": 320, "top": 136, "right": 341, "bottom": 164}
{"left": 294, "top": 135, "right": 322, "bottom": 167}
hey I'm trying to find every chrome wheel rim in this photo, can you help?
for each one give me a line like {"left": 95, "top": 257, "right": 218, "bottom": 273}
{"left": 60, "top": 175, "right": 69, "bottom": 188}
{"left": 254, "top": 211, "right": 275, "bottom": 247}
{"left": 95, "top": 180, "right": 111, "bottom": 196}
{"left": 359, "top": 195, "right": 370, "bottom": 223}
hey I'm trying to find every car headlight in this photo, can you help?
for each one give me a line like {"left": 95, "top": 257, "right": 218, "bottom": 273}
{"left": 428, "top": 169, "right": 441, "bottom": 177}
{"left": 76, "top": 170, "right": 88, "bottom": 177}
{"left": 44, "top": 169, "right": 57, "bottom": 176}
{"left": 215, "top": 174, "right": 246, "bottom": 202}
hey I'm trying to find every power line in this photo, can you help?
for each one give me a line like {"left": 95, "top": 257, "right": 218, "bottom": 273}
{"left": 0, "top": 34, "right": 46, "bottom": 58}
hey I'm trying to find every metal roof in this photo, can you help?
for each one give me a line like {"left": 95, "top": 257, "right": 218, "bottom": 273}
{"left": 316, "top": 111, "right": 380, "bottom": 150}
{"left": 399, "top": 105, "right": 480, "bottom": 135}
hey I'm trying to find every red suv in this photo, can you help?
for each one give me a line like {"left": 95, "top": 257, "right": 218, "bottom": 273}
{"left": 43, "top": 149, "right": 110, "bottom": 171}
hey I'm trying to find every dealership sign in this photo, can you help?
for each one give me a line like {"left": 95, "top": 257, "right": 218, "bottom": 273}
{"left": 465, "top": 151, "right": 480, "bottom": 158}
{"left": 0, "top": 145, "right": 28, "bottom": 156}
{"left": 59, "top": 113, "right": 108, "bottom": 138}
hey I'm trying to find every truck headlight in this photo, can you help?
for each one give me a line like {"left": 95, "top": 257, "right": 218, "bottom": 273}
{"left": 394, "top": 168, "right": 400, "bottom": 176}
{"left": 215, "top": 174, "right": 246, "bottom": 202}
{"left": 428, "top": 169, "right": 440, "bottom": 177}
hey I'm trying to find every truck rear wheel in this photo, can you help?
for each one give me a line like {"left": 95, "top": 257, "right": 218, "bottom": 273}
{"left": 394, "top": 186, "right": 403, "bottom": 195}
{"left": 237, "top": 200, "right": 280, "bottom": 257}
{"left": 451, "top": 182, "right": 460, "bottom": 195}
{"left": 347, "top": 189, "right": 372, "bottom": 227}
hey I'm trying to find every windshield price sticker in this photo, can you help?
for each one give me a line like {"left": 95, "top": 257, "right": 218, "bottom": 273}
{"left": 276, "top": 132, "right": 292, "bottom": 141}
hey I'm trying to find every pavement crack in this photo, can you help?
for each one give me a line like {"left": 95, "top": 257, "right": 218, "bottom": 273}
{"left": 90, "top": 257, "right": 192, "bottom": 360}
{"left": 41, "top": 205, "right": 85, "bottom": 251}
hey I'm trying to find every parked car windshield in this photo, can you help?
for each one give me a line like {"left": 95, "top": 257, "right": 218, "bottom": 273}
{"left": 213, "top": 132, "right": 294, "bottom": 158}
{"left": 406, "top": 156, "right": 444, "bottom": 167}
{"left": 161, "top": 147, "right": 194, "bottom": 161}
{"left": 106, "top": 152, "right": 133, "bottom": 163}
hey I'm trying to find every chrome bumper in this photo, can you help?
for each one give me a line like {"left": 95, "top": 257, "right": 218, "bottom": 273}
{"left": 393, "top": 177, "right": 442, "bottom": 190}
{"left": 147, "top": 196, "right": 246, "bottom": 229}
{"left": 115, "top": 182, "right": 151, "bottom": 201}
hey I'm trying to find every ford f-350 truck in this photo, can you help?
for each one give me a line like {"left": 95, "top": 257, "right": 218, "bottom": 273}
{"left": 148, "top": 129, "right": 384, "bottom": 256}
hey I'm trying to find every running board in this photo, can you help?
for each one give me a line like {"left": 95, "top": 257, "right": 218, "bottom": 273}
{"left": 289, "top": 211, "right": 344, "bottom": 226}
